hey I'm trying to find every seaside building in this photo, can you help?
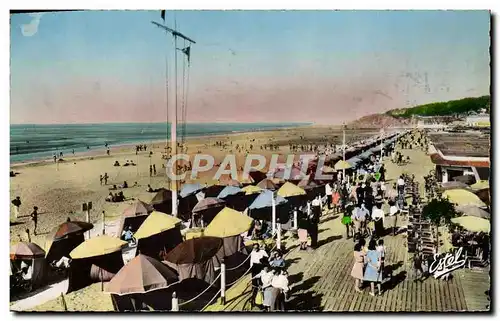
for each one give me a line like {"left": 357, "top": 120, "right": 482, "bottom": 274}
{"left": 465, "top": 114, "right": 490, "bottom": 127}
{"left": 427, "top": 132, "right": 490, "bottom": 183}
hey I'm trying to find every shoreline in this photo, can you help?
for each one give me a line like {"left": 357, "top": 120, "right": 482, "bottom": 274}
{"left": 10, "top": 124, "right": 317, "bottom": 169}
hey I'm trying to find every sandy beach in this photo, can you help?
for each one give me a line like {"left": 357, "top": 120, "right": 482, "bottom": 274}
{"left": 9, "top": 125, "right": 382, "bottom": 247}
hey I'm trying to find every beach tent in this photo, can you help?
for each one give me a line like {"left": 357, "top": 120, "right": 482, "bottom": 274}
{"left": 248, "top": 190, "right": 289, "bottom": 223}
{"left": 67, "top": 235, "right": 127, "bottom": 293}
{"left": 107, "top": 254, "right": 178, "bottom": 312}
{"left": 256, "top": 178, "right": 278, "bottom": 191}
{"left": 163, "top": 237, "right": 223, "bottom": 284}
{"left": 443, "top": 189, "right": 486, "bottom": 207}
{"left": 217, "top": 185, "right": 243, "bottom": 199}
{"left": 451, "top": 216, "right": 490, "bottom": 233}
{"left": 241, "top": 185, "right": 262, "bottom": 195}
{"left": 134, "top": 212, "right": 183, "bottom": 261}
{"left": 118, "top": 200, "right": 154, "bottom": 235}
{"left": 150, "top": 188, "right": 173, "bottom": 214}
{"left": 45, "top": 221, "right": 93, "bottom": 263}
{"left": 204, "top": 207, "right": 251, "bottom": 268}
{"left": 180, "top": 183, "right": 204, "bottom": 198}
{"left": 191, "top": 198, "right": 225, "bottom": 227}
{"left": 10, "top": 242, "right": 48, "bottom": 290}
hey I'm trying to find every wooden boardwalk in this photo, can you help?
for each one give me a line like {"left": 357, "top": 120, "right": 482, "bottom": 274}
{"left": 206, "top": 148, "right": 490, "bottom": 312}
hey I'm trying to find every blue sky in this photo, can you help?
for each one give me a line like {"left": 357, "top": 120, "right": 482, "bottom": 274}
{"left": 10, "top": 10, "right": 490, "bottom": 124}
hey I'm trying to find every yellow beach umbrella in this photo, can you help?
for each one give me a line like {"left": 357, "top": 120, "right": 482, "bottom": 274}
{"left": 443, "top": 189, "right": 486, "bottom": 207}
{"left": 204, "top": 207, "right": 253, "bottom": 238}
{"left": 334, "top": 160, "right": 351, "bottom": 170}
{"left": 238, "top": 174, "right": 255, "bottom": 185}
{"left": 470, "top": 180, "right": 489, "bottom": 191}
{"left": 451, "top": 216, "right": 490, "bottom": 233}
{"left": 241, "top": 185, "right": 263, "bottom": 195}
{"left": 277, "top": 182, "right": 306, "bottom": 198}
{"left": 134, "top": 211, "right": 181, "bottom": 240}
{"left": 69, "top": 235, "right": 127, "bottom": 259}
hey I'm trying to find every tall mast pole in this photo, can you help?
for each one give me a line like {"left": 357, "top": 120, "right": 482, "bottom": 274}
{"left": 342, "top": 122, "right": 346, "bottom": 180}
{"left": 171, "top": 16, "right": 179, "bottom": 217}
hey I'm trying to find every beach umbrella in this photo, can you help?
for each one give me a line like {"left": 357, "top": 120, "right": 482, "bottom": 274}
{"left": 150, "top": 188, "right": 173, "bottom": 204}
{"left": 69, "top": 235, "right": 127, "bottom": 259}
{"left": 192, "top": 197, "right": 225, "bottom": 213}
{"left": 10, "top": 242, "right": 45, "bottom": 260}
{"left": 249, "top": 190, "right": 287, "bottom": 210}
{"left": 334, "top": 160, "right": 352, "bottom": 170}
{"left": 456, "top": 205, "right": 490, "bottom": 219}
{"left": 204, "top": 207, "right": 253, "bottom": 238}
{"left": 217, "top": 185, "right": 243, "bottom": 199}
{"left": 180, "top": 183, "right": 203, "bottom": 198}
{"left": 274, "top": 167, "right": 306, "bottom": 181}
{"left": 51, "top": 221, "right": 94, "bottom": 241}
{"left": 164, "top": 237, "right": 223, "bottom": 264}
{"left": 440, "top": 181, "right": 470, "bottom": 191}
{"left": 474, "top": 188, "right": 490, "bottom": 206}
{"left": 219, "top": 178, "right": 241, "bottom": 187}
{"left": 256, "top": 178, "right": 277, "bottom": 191}
{"left": 241, "top": 185, "right": 263, "bottom": 195}
{"left": 451, "top": 216, "right": 490, "bottom": 233}
{"left": 443, "top": 189, "right": 486, "bottom": 207}
{"left": 106, "top": 254, "right": 178, "bottom": 295}
{"left": 277, "top": 182, "right": 306, "bottom": 198}
{"left": 320, "top": 165, "right": 335, "bottom": 174}
{"left": 134, "top": 211, "right": 181, "bottom": 240}
{"left": 470, "top": 180, "right": 489, "bottom": 191}
{"left": 297, "top": 178, "right": 319, "bottom": 190}
{"left": 346, "top": 157, "right": 362, "bottom": 167}
{"left": 238, "top": 174, "right": 255, "bottom": 185}
{"left": 123, "top": 200, "right": 153, "bottom": 217}
{"left": 358, "top": 150, "right": 373, "bottom": 160}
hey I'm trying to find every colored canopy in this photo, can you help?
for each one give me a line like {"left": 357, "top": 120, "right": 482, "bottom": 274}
{"left": 69, "top": 235, "right": 127, "bottom": 259}
{"left": 179, "top": 183, "right": 203, "bottom": 198}
{"left": 134, "top": 211, "right": 181, "bottom": 240}
{"left": 217, "top": 185, "right": 243, "bottom": 199}
{"left": 123, "top": 200, "right": 153, "bottom": 218}
{"left": 277, "top": 182, "right": 306, "bottom": 198}
{"left": 346, "top": 157, "right": 362, "bottom": 167}
{"left": 241, "top": 185, "right": 263, "bottom": 195}
{"left": 249, "top": 190, "right": 287, "bottom": 210}
{"left": 50, "top": 221, "right": 94, "bottom": 241}
{"left": 204, "top": 207, "right": 253, "bottom": 238}
{"left": 192, "top": 197, "right": 226, "bottom": 213}
{"left": 334, "top": 160, "right": 352, "bottom": 170}
{"left": 164, "top": 237, "right": 223, "bottom": 264}
{"left": 10, "top": 242, "right": 45, "bottom": 260}
{"left": 274, "top": 167, "right": 306, "bottom": 181}
{"left": 256, "top": 178, "right": 277, "bottom": 190}
{"left": 456, "top": 205, "right": 490, "bottom": 219}
{"left": 451, "top": 216, "right": 490, "bottom": 233}
{"left": 150, "top": 188, "right": 173, "bottom": 204}
{"left": 440, "top": 181, "right": 470, "bottom": 191}
{"left": 106, "top": 254, "right": 178, "bottom": 295}
{"left": 443, "top": 189, "right": 486, "bottom": 207}
{"left": 358, "top": 150, "right": 373, "bottom": 160}
{"left": 297, "top": 178, "right": 320, "bottom": 190}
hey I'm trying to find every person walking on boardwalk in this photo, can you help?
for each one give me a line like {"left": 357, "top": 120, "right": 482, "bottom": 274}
{"left": 363, "top": 239, "right": 383, "bottom": 296}
{"left": 12, "top": 196, "right": 21, "bottom": 221}
{"left": 342, "top": 203, "right": 354, "bottom": 239}
{"left": 376, "top": 239, "right": 386, "bottom": 281}
{"left": 325, "top": 182, "right": 333, "bottom": 210}
{"left": 250, "top": 243, "right": 269, "bottom": 306}
{"left": 297, "top": 205, "right": 309, "bottom": 250}
{"left": 30, "top": 206, "right": 39, "bottom": 236}
{"left": 308, "top": 197, "right": 321, "bottom": 249}
{"left": 351, "top": 242, "right": 366, "bottom": 293}
{"left": 371, "top": 204, "right": 385, "bottom": 238}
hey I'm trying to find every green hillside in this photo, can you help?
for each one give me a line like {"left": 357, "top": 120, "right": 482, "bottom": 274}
{"left": 386, "top": 95, "right": 490, "bottom": 118}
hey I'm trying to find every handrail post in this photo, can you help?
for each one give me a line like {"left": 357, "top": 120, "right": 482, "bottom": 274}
{"left": 277, "top": 223, "right": 282, "bottom": 250}
{"left": 171, "top": 292, "right": 179, "bottom": 311}
{"left": 220, "top": 259, "right": 226, "bottom": 305}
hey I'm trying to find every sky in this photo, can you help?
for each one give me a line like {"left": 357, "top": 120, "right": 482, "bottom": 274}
{"left": 10, "top": 10, "right": 490, "bottom": 124}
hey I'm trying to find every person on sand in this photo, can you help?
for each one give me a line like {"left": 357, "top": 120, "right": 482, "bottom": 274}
{"left": 104, "top": 173, "right": 109, "bottom": 185}
{"left": 351, "top": 242, "right": 365, "bottom": 293}
{"left": 12, "top": 196, "right": 21, "bottom": 220}
{"left": 30, "top": 206, "right": 39, "bottom": 236}
{"left": 146, "top": 184, "right": 154, "bottom": 193}
{"left": 99, "top": 175, "right": 103, "bottom": 185}
{"left": 149, "top": 165, "right": 153, "bottom": 177}
{"left": 153, "top": 164, "right": 157, "bottom": 175}
{"left": 106, "top": 192, "right": 113, "bottom": 202}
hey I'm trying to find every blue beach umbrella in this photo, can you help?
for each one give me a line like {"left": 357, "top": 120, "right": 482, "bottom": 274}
{"left": 347, "top": 157, "right": 362, "bottom": 168}
{"left": 180, "top": 183, "right": 203, "bottom": 198}
{"left": 217, "top": 185, "right": 243, "bottom": 199}
{"left": 248, "top": 190, "right": 288, "bottom": 210}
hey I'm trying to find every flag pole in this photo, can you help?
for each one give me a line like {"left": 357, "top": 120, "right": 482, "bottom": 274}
{"left": 171, "top": 14, "right": 179, "bottom": 217}
{"left": 342, "top": 122, "right": 346, "bottom": 180}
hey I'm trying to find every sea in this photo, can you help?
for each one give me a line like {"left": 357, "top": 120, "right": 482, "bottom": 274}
{"left": 10, "top": 122, "right": 310, "bottom": 163}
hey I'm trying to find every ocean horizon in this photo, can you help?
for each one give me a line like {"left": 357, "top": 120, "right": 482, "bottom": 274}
{"left": 10, "top": 122, "right": 310, "bottom": 163}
